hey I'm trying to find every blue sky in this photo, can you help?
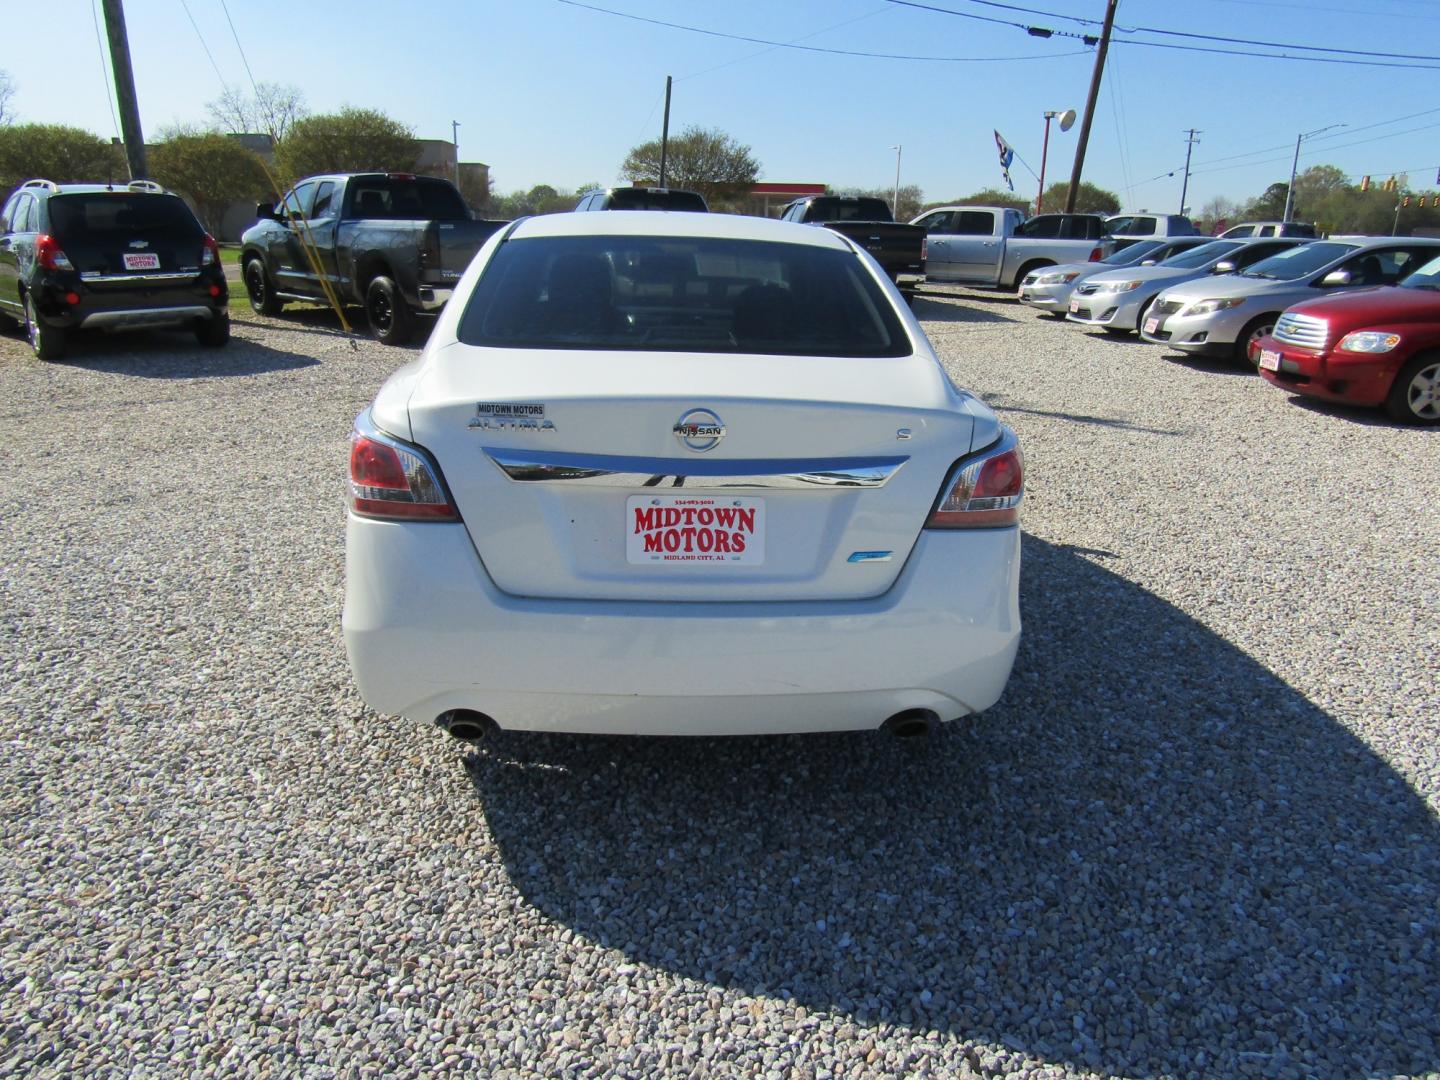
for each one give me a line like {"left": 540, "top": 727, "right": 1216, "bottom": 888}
{"left": 14, "top": 0, "right": 1440, "bottom": 213}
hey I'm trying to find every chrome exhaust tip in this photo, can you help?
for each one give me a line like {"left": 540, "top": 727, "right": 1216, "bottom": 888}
{"left": 435, "top": 710, "right": 498, "bottom": 742}
{"left": 881, "top": 709, "right": 936, "bottom": 738}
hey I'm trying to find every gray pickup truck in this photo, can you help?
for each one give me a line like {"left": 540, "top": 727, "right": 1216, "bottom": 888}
{"left": 912, "top": 206, "right": 1113, "bottom": 291}
{"left": 240, "top": 173, "right": 507, "bottom": 344}
{"left": 780, "top": 196, "right": 926, "bottom": 296}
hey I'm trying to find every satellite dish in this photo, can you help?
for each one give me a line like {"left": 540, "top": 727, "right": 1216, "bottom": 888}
{"left": 1058, "top": 109, "right": 1077, "bottom": 132}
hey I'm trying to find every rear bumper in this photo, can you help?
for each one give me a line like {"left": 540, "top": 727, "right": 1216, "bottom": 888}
{"left": 1254, "top": 338, "right": 1396, "bottom": 407}
{"left": 33, "top": 274, "right": 227, "bottom": 330}
{"left": 415, "top": 286, "right": 453, "bottom": 311}
{"left": 342, "top": 518, "right": 1022, "bottom": 735}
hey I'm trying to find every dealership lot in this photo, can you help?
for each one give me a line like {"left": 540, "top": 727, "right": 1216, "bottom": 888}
{"left": 1, "top": 294, "right": 1436, "bottom": 1077}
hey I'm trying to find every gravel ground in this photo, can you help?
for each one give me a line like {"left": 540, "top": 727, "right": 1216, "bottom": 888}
{"left": 1, "top": 293, "right": 1436, "bottom": 1079}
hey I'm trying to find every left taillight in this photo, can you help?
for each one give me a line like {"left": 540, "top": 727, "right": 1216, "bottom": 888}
{"left": 348, "top": 414, "right": 459, "bottom": 522}
{"left": 201, "top": 234, "right": 220, "bottom": 267}
{"left": 1088, "top": 246, "right": 1103, "bottom": 262}
{"left": 925, "top": 426, "right": 1023, "bottom": 529}
{"left": 36, "top": 234, "right": 74, "bottom": 271}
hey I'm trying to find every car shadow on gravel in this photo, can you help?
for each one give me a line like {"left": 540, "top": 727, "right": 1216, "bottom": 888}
{"left": 1283, "top": 394, "right": 1440, "bottom": 432}
{"left": 462, "top": 535, "right": 1439, "bottom": 1078}
{"left": 48, "top": 329, "right": 321, "bottom": 378}
{"left": 908, "top": 294, "right": 1015, "bottom": 324}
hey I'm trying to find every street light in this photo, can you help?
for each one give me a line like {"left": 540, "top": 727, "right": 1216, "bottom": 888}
{"left": 891, "top": 145, "right": 902, "bottom": 218}
{"left": 1283, "top": 123, "right": 1345, "bottom": 222}
{"left": 1036, "top": 109, "right": 1075, "bottom": 213}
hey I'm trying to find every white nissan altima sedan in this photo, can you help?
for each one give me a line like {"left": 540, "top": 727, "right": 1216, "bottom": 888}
{"left": 342, "top": 211, "right": 1022, "bottom": 739}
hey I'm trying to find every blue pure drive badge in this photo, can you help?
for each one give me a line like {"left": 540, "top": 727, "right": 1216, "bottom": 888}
{"left": 469, "top": 403, "right": 556, "bottom": 432}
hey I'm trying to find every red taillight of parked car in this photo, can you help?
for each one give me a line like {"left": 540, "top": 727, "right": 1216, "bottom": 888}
{"left": 36, "top": 234, "right": 74, "bottom": 271}
{"left": 1087, "top": 246, "right": 1103, "bottom": 262}
{"left": 925, "top": 427, "right": 1023, "bottom": 529}
{"left": 201, "top": 234, "right": 221, "bottom": 267}
{"left": 349, "top": 428, "right": 459, "bottom": 522}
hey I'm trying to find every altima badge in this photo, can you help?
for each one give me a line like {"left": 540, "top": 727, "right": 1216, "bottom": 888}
{"left": 673, "top": 408, "right": 725, "bottom": 452}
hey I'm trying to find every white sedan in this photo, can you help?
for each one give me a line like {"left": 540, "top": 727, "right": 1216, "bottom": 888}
{"left": 342, "top": 211, "right": 1022, "bottom": 739}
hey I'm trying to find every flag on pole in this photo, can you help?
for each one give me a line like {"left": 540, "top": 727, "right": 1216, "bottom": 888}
{"left": 994, "top": 130, "right": 1016, "bottom": 192}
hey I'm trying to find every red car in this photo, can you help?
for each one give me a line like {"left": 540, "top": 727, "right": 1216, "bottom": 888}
{"left": 1252, "top": 253, "right": 1440, "bottom": 424}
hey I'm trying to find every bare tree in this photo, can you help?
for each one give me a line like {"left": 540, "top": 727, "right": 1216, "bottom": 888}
{"left": 206, "top": 82, "right": 308, "bottom": 141}
{"left": 0, "top": 71, "right": 15, "bottom": 126}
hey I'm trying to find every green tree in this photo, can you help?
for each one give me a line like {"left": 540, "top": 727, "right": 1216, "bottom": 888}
{"left": 150, "top": 130, "right": 270, "bottom": 234}
{"left": 620, "top": 125, "right": 759, "bottom": 209}
{"left": 489, "top": 183, "right": 577, "bottom": 218}
{"left": 1244, "top": 182, "right": 1290, "bottom": 221}
{"left": 923, "top": 188, "right": 1030, "bottom": 214}
{"left": 0, "top": 123, "right": 122, "bottom": 193}
{"left": 276, "top": 107, "right": 418, "bottom": 179}
{"left": 1041, "top": 181, "right": 1120, "bottom": 215}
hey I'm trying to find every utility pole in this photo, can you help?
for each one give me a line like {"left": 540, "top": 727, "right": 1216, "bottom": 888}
{"left": 1179, "top": 129, "right": 1201, "bottom": 215}
{"left": 451, "top": 120, "right": 461, "bottom": 181}
{"left": 100, "top": 0, "right": 148, "bottom": 180}
{"left": 1064, "top": 0, "right": 1118, "bottom": 214}
{"left": 892, "top": 145, "right": 903, "bottom": 217}
{"left": 658, "top": 75, "right": 673, "bottom": 187}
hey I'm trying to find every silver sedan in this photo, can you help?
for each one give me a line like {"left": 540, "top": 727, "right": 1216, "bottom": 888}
{"left": 1018, "top": 237, "right": 1211, "bottom": 316}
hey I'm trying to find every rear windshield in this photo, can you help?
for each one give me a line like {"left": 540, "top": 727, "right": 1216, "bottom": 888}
{"left": 806, "top": 198, "right": 891, "bottom": 221}
{"left": 457, "top": 234, "right": 912, "bottom": 357}
{"left": 47, "top": 193, "right": 202, "bottom": 240}
{"left": 1160, "top": 239, "right": 1243, "bottom": 269}
{"left": 346, "top": 177, "right": 468, "bottom": 219}
{"left": 606, "top": 189, "right": 708, "bottom": 212}
{"left": 1238, "top": 241, "right": 1356, "bottom": 280}
{"left": 1100, "top": 239, "right": 1161, "bottom": 265}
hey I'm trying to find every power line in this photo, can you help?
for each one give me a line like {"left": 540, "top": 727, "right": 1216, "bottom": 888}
{"left": 555, "top": 0, "right": 1091, "bottom": 62}
{"left": 178, "top": 0, "right": 229, "bottom": 90}
{"left": 887, "top": 0, "right": 1440, "bottom": 69}
{"left": 217, "top": 0, "right": 261, "bottom": 98}
{"left": 88, "top": 0, "right": 122, "bottom": 143}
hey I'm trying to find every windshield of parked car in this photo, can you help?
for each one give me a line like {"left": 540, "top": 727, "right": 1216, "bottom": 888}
{"left": 458, "top": 234, "right": 912, "bottom": 356}
{"left": 346, "top": 177, "right": 468, "bottom": 220}
{"left": 1237, "top": 241, "right": 1357, "bottom": 280}
{"left": 607, "top": 189, "right": 708, "bottom": 212}
{"left": 1106, "top": 216, "right": 1156, "bottom": 236}
{"left": 1401, "top": 254, "right": 1440, "bottom": 290}
{"left": 1099, "top": 240, "right": 1162, "bottom": 265}
{"left": 1158, "top": 240, "right": 1243, "bottom": 269}
{"left": 47, "top": 193, "right": 202, "bottom": 240}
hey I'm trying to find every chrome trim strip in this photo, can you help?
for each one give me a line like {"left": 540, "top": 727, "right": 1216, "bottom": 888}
{"left": 484, "top": 448, "right": 908, "bottom": 489}
{"left": 79, "top": 270, "right": 200, "bottom": 283}
{"left": 79, "top": 305, "right": 214, "bottom": 328}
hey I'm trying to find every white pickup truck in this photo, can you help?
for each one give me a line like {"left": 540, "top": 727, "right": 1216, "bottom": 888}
{"left": 911, "top": 206, "right": 1113, "bottom": 291}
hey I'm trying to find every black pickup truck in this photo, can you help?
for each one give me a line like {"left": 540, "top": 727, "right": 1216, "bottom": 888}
{"left": 240, "top": 173, "right": 507, "bottom": 344}
{"left": 779, "top": 196, "right": 926, "bottom": 296}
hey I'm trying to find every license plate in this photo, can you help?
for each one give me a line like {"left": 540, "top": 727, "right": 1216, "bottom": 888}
{"left": 1069, "top": 298, "right": 1080, "bottom": 314}
{"left": 626, "top": 495, "right": 764, "bottom": 565}
{"left": 1259, "top": 348, "right": 1281, "bottom": 372}
{"left": 1143, "top": 317, "right": 1159, "bottom": 335}
{"left": 122, "top": 253, "right": 160, "bottom": 270}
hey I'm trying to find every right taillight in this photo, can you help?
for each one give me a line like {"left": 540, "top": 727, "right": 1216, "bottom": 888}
{"left": 348, "top": 414, "right": 459, "bottom": 522}
{"left": 36, "top": 234, "right": 74, "bottom": 271}
{"left": 925, "top": 426, "right": 1023, "bottom": 529}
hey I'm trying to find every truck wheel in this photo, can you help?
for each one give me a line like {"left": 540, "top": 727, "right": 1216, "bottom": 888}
{"left": 244, "top": 258, "right": 283, "bottom": 316}
{"left": 1013, "top": 262, "right": 1051, "bottom": 291}
{"left": 23, "top": 292, "right": 66, "bottom": 361}
{"left": 1384, "top": 351, "right": 1440, "bottom": 425}
{"left": 194, "top": 311, "right": 230, "bottom": 348}
{"left": 365, "top": 275, "right": 414, "bottom": 346}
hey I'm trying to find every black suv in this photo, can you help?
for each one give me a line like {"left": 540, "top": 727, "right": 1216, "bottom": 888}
{"left": 575, "top": 186, "right": 708, "bottom": 212}
{"left": 0, "top": 179, "right": 229, "bottom": 360}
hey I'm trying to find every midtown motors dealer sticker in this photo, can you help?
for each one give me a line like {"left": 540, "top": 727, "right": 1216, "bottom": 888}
{"left": 626, "top": 495, "right": 765, "bottom": 565}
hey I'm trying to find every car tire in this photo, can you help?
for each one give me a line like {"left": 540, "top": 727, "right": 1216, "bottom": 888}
{"left": 365, "top": 275, "right": 414, "bottom": 346}
{"left": 1384, "top": 351, "right": 1440, "bottom": 425}
{"left": 22, "top": 292, "right": 66, "bottom": 361}
{"left": 195, "top": 311, "right": 230, "bottom": 348}
{"left": 1235, "top": 314, "right": 1279, "bottom": 368}
{"left": 244, "top": 257, "right": 283, "bottom": 316}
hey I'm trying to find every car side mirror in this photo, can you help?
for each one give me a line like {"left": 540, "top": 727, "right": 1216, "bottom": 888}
{"left": 1321, "top": 269, "right": 1352, "bottom": 287}
{"left": 1140, "top": 259, "right": 1157, "bottom": 266}
{"left": 1211, "top": 260, "right": 1236, "bottom": 274}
